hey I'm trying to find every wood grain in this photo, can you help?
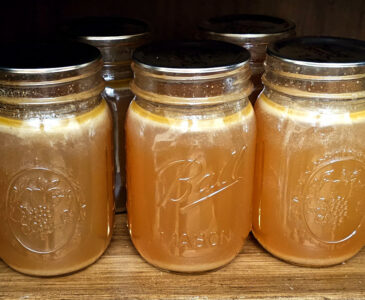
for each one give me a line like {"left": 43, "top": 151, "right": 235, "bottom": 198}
{"left": 0, "top": 214, "right": 364, "bottom": 299}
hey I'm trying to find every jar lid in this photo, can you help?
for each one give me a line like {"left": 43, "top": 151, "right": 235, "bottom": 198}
{"left": 132, "top": 40, "right": 250, "bottom": 73}
{"left": 267, "top": 36, "right": 365, "bottom": 67}
{"left": 0, "top": 41, "right": 101, "bottom": 73}
{"left": 63, "top": 17, "right": 150, "bottom": 41}
{"left": 199, "top": 14, "right": 295, "bottom": 37}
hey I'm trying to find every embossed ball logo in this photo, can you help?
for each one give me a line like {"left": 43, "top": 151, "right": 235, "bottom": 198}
{"left": 303, "top": 158, "right": 365, "bottom": 243}
{"left": 6, "top": 168, "right": 82, "bottom": 253}
{"left": 156, "top": 146, "right": 246, "bottom": 211}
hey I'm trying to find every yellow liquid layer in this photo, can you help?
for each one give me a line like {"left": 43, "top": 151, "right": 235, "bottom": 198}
{"left": 260, "top": 94, "right": 365, "bottom": 123}
{"left": 0, "top": 100, "right": 108, "bottom": 132}
{"left": 129, "top": 99, "right": 253, "bottom": 128}
{"left": 126, "top": 100, "right": 256, "bottom": 272}
{"left": 253, "top": 93, "right": 365, "bottom": 266}
{"left": 0, "top": 100, "right": 114, "bottom": 276}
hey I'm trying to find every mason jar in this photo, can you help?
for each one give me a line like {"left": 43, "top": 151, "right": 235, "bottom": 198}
{"left": 64, "top": 17, "right": 150, "bottom": 212}
{"left": 126, "top": 41, "right": 256, "bottom": 272}
{"left": 253, "top": 36, "right": 365, "bottom": 266}
{"left": 0, "top": 41, "right": 114, "bottom": 276}
{"left": 198, "top": 14, "right": 295, "bottom": 103}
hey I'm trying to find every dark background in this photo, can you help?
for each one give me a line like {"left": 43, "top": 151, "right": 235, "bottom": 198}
{"left": 1, "top": 0, "right": 364, "bottom": 42}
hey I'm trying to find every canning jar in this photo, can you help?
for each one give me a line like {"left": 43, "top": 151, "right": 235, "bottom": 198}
{"left": 126, "top": 41, "right": 256, "bottom": 272}
{"left": 199, "top": 14, "right": 295, "bottom": 103}
{"left": 0, "top": 42, "right": 114, "bottom": 276}
{"left": 64, "top": 17, "right": 150, "bottom": 212}
{"left": 253, "top": 37, "right": 365, "bottom": 266}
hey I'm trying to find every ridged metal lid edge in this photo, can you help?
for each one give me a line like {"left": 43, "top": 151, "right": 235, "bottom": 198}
{"left": 132, "top": 40, "right": 251, "bottom": 74}
{"left": 199, "top": 14, "right": 296, "bottom": 38}
{"left": 267, "top": 36, "right": 365, "bottom": 68}
{"left": 0, "top": 41, "right": 102, "bottom": 74}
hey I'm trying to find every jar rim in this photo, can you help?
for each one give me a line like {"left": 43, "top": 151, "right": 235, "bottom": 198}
{"left": 0, "top": 41, "right": 102, "bottom": 74}
{"left": 133, "top": 60, "right": 249, "bottom": 74}
{"left": 199, "top": 14, "right": 295, "bottom": 38}
{"left": 132, "top": 40, "right": 250, "bottom": 74}
{"left": 267, "top": 36, "right": 365, "bottom": 68}
{"left": 61, "top": 16, "right": 150, "bottom": 41}
{"left": 80, "top": 32, "right": 149, "bottom": 42}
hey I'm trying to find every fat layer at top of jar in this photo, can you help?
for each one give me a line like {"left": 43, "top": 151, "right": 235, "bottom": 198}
{"left": 259, "top": 93, "right": 365, "bottom": 126}
{"left": 129, "top": 100, "right": 254, "bottom": 131}
{"left": 0, "top": 100, "right": 109, "bottom": 139}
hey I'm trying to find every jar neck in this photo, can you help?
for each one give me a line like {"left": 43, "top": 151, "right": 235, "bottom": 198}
{"left": 0, "top": 59, "right": 104, "bottom": 119}
{"left": 263, "top": 55, "right": 365, "bottom": 100}
{"left": 0, "top": 96, "right": 101, "bottom": 120}
{"left": 134, "top": 96, "right": 249, "bottom": 120}
{"left": 200, "top": 30, "right": 295, "bottom": 64}
{"left": 130, "top": 62, "right": 253, "bottom": 106}
{"left": 79, "top": 33, "right": 150, "bottom": 82}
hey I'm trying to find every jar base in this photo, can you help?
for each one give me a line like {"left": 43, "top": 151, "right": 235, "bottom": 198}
{"left": 137, "top": 251, "right": 241, "bottom": 273}
{"left": 252, "top": 230, "right": 363, "bottom": 267}
{"left": 131, "top": 236, "right": 246, "bottom": 273}
{"left": 2, "top": 241, "right": 112, "bottom": 277}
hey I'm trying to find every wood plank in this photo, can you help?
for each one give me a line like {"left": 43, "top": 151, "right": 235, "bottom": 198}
{"left": 0, "top": 214, "right": 364, "bottom": 299}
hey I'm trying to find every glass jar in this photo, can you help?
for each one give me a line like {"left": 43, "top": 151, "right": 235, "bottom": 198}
{"left": 126, "top": 41, "right": 256, "bottom": 272}
{"left": 198, "top": 14, "right": 295, "bottom": 103}
{"left": 0, "top": 41, "right": 114, "bottom": 276}
{"left": 253, "top": 37, "right": 365, "bottom": 266}
{"left": 64, "top": 17, "right": 150, "bottom": 212}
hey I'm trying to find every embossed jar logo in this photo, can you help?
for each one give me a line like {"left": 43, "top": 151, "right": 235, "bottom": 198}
{"left": 302, "top": 158, "right": 365, "bottom": 243}
{"left": 156, "top": 147, "right": 246, "bottom": 211}
{"left": 6, "top": 168, "right": 84, "bottom": 253}
{"left": 155, "top": 147, "right": 247, "bottom": 252}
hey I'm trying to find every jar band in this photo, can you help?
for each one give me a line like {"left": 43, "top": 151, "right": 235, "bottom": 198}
{"left": 264, "top": 68, "right": 365, "bottom": 81}
{"left": 263, "top": 77, "right": 365, "bottom": 100}
{"left": 132, "top": 63, "right": 251, "bottom": 81}
{"left": 0, "top": 82, "right": 105, "bottom": 105}
{"left": 131, "top": 81, "right": 253, "bottom": 105}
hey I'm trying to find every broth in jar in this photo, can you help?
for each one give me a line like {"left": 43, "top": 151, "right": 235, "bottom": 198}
{"left": 126, "top": 41, "right": 256, "bottom": 272}
{"left": 253, "top": 37, "right": 365, "bottom": 266}
{"left": 0, "top": 42, "right": 114, "bottom": 276}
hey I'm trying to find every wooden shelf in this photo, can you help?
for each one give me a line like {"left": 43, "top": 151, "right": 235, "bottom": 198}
{"left": 1, "top": 213, "right": 364, "bottom": 299}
